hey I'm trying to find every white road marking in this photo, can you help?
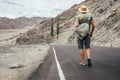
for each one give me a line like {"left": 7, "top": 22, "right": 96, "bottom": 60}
{"left": 52, "top": 47, "right": 66, "bottom": 80}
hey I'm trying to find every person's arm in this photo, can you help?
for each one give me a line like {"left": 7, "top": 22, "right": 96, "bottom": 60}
{"left": 90, "top": 19, "right": 95, "bottom": 37}
{"left": 74, "top": 18, "right": 79, "bottom": 28}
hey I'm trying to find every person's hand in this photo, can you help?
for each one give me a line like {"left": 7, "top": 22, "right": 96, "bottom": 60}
{"left": 74, "top": 21, "right": 79, "bottom": 28}
{"left": 90, "top": 33, "right": 93, "bottom": 37}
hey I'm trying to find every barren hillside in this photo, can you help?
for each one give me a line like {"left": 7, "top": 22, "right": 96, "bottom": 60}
{"left": 0, "top": 17, "right": 47, "bottom": 29}
{"left": 16, "top": 0, "right": 120, "bottom": 47}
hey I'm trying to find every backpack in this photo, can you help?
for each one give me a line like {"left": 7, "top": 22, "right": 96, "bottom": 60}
{"left": 76, "top": 14, "right": 92, "bottom": 39}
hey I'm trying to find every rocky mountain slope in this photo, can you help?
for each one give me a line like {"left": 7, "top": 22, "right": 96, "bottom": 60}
{"left": 0, "top": 17, "right": 47, "bottom": 29}
{"left": 16, "top": 0, "right": 120, "bottom": 47}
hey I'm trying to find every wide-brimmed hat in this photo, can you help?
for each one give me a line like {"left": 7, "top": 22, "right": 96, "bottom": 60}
{"left": 78, "top": 5, "right": 89, "bottom": 13}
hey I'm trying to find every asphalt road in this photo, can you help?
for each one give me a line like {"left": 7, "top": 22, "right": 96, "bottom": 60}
{"left": 29, "top": 45, "right": 120, "bottom": 80}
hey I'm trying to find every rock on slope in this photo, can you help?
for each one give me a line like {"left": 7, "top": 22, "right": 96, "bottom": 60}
{"left": 16, "top": 0, "right": 120, "bottom": 47}
{"left": 90, "top": 0, "right": 120, "bottom": 47}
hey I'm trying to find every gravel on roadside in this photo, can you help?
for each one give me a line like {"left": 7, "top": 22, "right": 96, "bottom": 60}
{"left": 0, "top": 44, "right": 50, "bottom": 80}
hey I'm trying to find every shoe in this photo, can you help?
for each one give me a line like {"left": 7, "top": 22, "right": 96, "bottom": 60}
{"left": 79, "top": 62, "right": 87, "bottom": 66}
{"left": 87, "top": 59, "right": 92, "bottom": 67}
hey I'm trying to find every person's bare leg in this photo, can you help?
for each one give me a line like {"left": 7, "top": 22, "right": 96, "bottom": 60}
{"left": 86, "top": 48, "right": 92, "bottom": 66}
{"left": 80, "top": 49, "right": 85, "bottom": 64}
{"left": 86, "top": 48, "right": 91, "bottom": 59}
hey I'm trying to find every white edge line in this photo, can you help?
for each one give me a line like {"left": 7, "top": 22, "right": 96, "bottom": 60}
{"left": 52, "top": 47, "right": 66, "bottom": 80}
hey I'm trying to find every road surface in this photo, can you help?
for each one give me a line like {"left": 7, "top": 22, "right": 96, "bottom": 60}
{"left": 29, "top": 45, "right": 120, "bottom": 80}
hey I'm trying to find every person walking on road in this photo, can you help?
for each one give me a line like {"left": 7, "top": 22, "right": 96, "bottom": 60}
{"left": 74, "top": 5, "right": 95, "bottom": 66}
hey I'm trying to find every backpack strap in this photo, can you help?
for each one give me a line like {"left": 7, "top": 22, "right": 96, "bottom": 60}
{"left": 88, "top": 14, "right": 92, "bottom": 32}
